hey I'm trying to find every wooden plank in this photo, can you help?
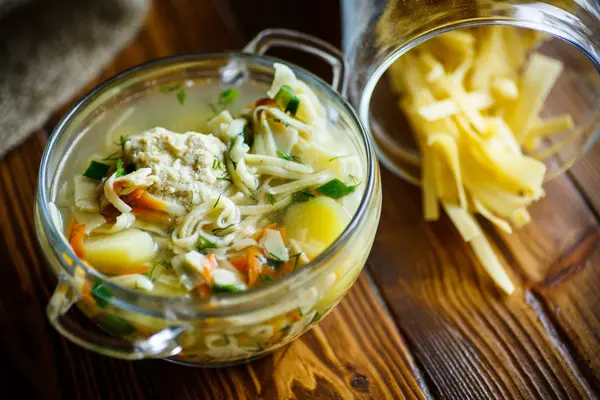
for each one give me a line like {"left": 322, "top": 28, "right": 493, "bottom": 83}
{"left": 537, "top": 249, "right": 600, "bottom": 383}
{"left": 488, "top": 173, "right": 598, "bottom": 284}
{"left": 368, "top": 168, "right": 597, "bottom": 399}
{"left": 0, "top": 131, "right": 427, "bottom": 398}
{"left": 568, "top": 145, "right": 600, "bottom": 217}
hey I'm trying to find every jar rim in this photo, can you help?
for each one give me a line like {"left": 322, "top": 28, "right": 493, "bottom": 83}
{"left": 353, "top": 7, "right": 600, "bottom": 184}
{"left": 36, "top": 51, "right": 376, "bottom": 318}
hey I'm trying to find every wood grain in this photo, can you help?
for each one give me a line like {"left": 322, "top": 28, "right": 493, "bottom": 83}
{"left": 568, "top": 145, "right": 600, "bottom": 218}
{"left": 368, "top": 168, "right": 599, "bottom": 399}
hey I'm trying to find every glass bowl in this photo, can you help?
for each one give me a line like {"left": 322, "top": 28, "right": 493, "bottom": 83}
{"left": 343, "top": 0, "right": 600, "bottom": 184}
{"left": 34, "top": 29, "right": 382, "bottom": 366}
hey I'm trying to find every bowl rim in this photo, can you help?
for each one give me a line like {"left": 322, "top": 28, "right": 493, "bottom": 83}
{"left": 36, "top": 50, "right": 377, "bottom": 317}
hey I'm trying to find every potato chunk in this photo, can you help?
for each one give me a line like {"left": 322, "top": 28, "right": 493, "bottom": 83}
{"left": 83, "top": 229, "right": 156, "bottom": 274}
{"left": 284, "top": 197, "right": 350, "bottom": 259}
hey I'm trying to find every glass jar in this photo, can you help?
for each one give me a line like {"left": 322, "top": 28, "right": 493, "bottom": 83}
{"left": 342, "top": 0, "right": 600, "bottom": 183}
{"left": 35, "top": 29, "right": 382, "bottom": 366}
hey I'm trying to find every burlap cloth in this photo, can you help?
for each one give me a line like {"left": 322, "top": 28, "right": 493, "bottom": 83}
{"left": 0, "top": 0, "right": 149, "bottom": 158}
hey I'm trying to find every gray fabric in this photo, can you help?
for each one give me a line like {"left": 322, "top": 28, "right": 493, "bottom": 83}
{"left": 0, "top": 0, "right": 149, "bottom": 158}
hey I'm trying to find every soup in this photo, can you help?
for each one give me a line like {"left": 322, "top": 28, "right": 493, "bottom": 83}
{"left": 51, "top": 63, "right": 363, "bottom": 300}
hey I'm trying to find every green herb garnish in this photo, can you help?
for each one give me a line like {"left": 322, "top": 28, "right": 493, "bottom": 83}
{"left": 159, "top": 83, "right": 186, "bottom": 104}
{"left": 276, "top": 150, "right": 301, "bottom": 163}
{"left": 82, "top": 161, "right": 110, "bottom": 180}
{"left": 213, "top": 193, "right": 222, "bottom": 208}
{"left": 212, "top": 224, "right": 235, "bottom": 234}
{"left": 266, "top": 253, "right": 284, "bottom": 270}
{"left": 102, "top": 151, "right": 122, "bottom": 161}
{"left": 315, "top": 178, "right": 360, "bottom": 200}
{"left": 212, "top": 284, "right": 245, "bottom": 294}
{"left": 310, "top": 311, "right": 321, "bottom": 324}
{"left": 268, "top": 193, "right": 277, "bottom": 205}
{"left": 197, "top": 237, "right": 217, "bottom": 251}
{"left": 228, "top": 147, "right": 237, "bottom": 170}
{"left": 115, "top": 159, "right": 126, "bottom": 177}
{"left": 285, "top": 97, "right": 300, "bottom": 115}
{"left": 274, "top": 85, "right": 300, "bottom": 115}
{"left": 293, "top": 189, "right": 315, "bottom": 203}
{"left": 208, "top": 89, "right": 240, "bottom": 116}
{"left": 219, "top": 88, "right": 239, "bottom": 107}
{"left": 212, "top": 158, "right": 224, "bottom": 170}
{"left": 242, "top": 125, "right": 254, "bottom": 147}
{"left": 268, "top": 252, "right": 284, "bottom": 263}
{"left": 159, "top": 84, "right": 182, "bottom": 93}
{"left": 273, "top": 118, "right": 290, "bottom": 127}
{"left": 98, "top": 314, "right": 135, "bottom": 335}
{"left": 260, "top": 275, "right": 273, "bottom": 283}
{"left": 119, "top": 136, "right": 130, "bottom": 153}
{"left": 176, "top": 87, "right": 186, "bottom": 105}
{"left": 145, "top": 264, "right": 157, "bottom": 281}
{"left": 146, "top": 260, "right": 171, "bottom": 281}
{"left": 329, "top": 154, "right": 350, "bottom": 162}
{"left": 91, "top": 282, "right": 113, "bottom": 308}
{"left": 290, "top": 252, "right": 303, "bottom": 270}
{"left": 208, "top": 103, "right": 219, "bottom": 115}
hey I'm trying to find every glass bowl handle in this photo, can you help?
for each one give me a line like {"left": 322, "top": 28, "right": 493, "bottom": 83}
{"left": 47, "top": 273, "right": 187, "bottom": 360}
{"left": 243, "top": 28, "right": 348, "bottom": 95}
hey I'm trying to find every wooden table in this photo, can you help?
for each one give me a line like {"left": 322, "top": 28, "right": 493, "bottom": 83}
{"left": 1, "top": 1, "right": 599, "bottom": 398}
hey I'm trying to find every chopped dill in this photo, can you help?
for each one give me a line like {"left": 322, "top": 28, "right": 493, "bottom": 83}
{"left": 276, "top": 150, "right": 301, "bottom": 163}
{"left": 212, "top": 158, "right": 224, "bottom": 170}
{"left": 290, "top": 252, "right": 303, "bottom": 270}
{"left": 176, "top": 87, "right": 186, "bottom": 105}
{"left": 329, "top": 154, "right": 350, "bottom": 162}
{"left": 208, "top": 88, "right": 240, "bottom": 116}
{"left": 212, "top": 223, "right": 235, "bottom": 234}
{"left": 213, "top": 193, "right": 222, "bottom": 208}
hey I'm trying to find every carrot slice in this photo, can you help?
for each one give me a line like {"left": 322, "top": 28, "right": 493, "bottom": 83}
{"left": 200, "top": 254, "right": 217, "bottom": 283}
{"left": 279, "top": 260, "right": 294, "bottom": 276}
{"left": 290, "top": 309, "right": 303, "bottom": 322}
{"left": 230, "top": 257, "right": 248, "bottom": 272}
{"left": 134, "top": 192, "right": 167, "bottom": 212}
{"left": 255, "top": 98, "right": 277, "bottom": 107}
{"left": 247, "top": 247, "right": 263, "bottom": 287}
{"left": 130, "top": 206, "right": 171, "bottom": 225}
{"left": 197, "top": 283, "right": 212, "bottom": 298}
{"left": 81, "top": 282, "right": 93, "bottom": 304}
{"left": 112, "top": 180, "right": 128, "bottom": 193}
{"left": 75, "top": 266, "right": 94, "bottom": 304}
{"left": 123, "top": 188, "right": 145, "bottom": 204}
{"left": 108, "top": 265, "right": 150, "bottom": 276}
{"left": 66, "top": 217, "right": 86, "bottom": 258}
